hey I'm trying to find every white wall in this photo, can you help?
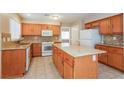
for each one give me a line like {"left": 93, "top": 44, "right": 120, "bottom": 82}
{"left": 0, "top": 13, "right": 21, "bottom": 33}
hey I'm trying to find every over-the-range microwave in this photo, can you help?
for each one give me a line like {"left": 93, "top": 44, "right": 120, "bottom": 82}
{"left": 41, "top": 30, "right": 53, "bottom": 36}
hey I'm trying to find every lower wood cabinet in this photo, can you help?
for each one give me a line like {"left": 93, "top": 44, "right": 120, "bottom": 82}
{"left": 2, "top": 49, "right": 26, "bottom": 78}
{"left": 64, "top": 62, "right": 73, "bottom": 79}
{"left": 32, "top": 43, "right": 41, "bottom": 57}
{"left": 53, "top": 45, "right": 98, "bottom": 79}
{"left": 96, "top": 44, "right": 124, "bottom": 71}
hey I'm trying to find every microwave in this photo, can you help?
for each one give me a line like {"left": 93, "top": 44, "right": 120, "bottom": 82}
{"left": 42, "top": 30, "right": 53, "bottom": 36}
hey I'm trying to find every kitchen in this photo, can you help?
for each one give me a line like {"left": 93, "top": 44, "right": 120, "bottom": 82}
{"left": 0, "top": 13, "right": 123, "bottom": 79}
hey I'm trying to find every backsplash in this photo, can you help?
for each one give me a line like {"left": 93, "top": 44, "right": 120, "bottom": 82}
{"left": 102, "top": 35, "right": 124, "bottom": 46}
{"left": 23, "top": 36, "right": 60, "bottom": 43}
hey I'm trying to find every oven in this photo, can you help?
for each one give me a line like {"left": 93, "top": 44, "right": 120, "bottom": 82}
{"left": 42, "top": 42, "right": 53, "bottom": 56}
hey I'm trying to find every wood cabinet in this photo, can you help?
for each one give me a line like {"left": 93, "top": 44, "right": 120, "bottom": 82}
{"left": 32, "top": 43, "right": 41, "bottom": 57}
{"left": 85, "top": 23, "right": 92, "bottom": 29}
{"left": 99, "top": 18, "right": 112, "bottom": 35}
{"left": 52, "top": 25, "right": 60, "bottom": 36}
{"left": 2, "top": 49, "right": 26, "bottom": 78}
{"left": 95, "top": 45, "right": 108, "bottom": 64}
{"left": 53, "top": 45, "right": 98, "bottom": 79}
{"left": 96, "top": 44, "right": 124, "bottom": 71}
{"left": 108, "top": 47, "right": 124, "bottom": 70}
{"left": 85, "top": 21, "right": 99, "bottom": 29}
{"left": 85, "top": 14, "right": 123, "bottom": 35}
{"left": 22, "top": 23, "right": 41, "bottom": 36}
{"left": 110, "top": 14, "right": 123, "bottom": 34}
{"left": 22, "top": 23, "right": 60, "bottom": 36}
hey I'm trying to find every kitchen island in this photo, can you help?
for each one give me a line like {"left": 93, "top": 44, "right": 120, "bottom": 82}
{"left": 52, "top": 43, "right": 106, "bottom": 79}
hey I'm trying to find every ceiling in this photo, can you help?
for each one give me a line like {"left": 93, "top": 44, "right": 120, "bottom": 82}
{"left": 19, "top": 13, "right": 118, "bottom": 24}
{"left": 19, "top": 13, "right": 89, "bottom": 24}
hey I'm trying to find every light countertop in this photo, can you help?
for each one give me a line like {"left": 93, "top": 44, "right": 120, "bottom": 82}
{"left": 53, "top": 43, "right": 106, "bottom": 57}
{"left": 1, "top": 42, "right": 32, "bottom": 50}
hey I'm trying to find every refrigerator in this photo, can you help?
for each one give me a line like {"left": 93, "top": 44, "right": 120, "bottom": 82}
{"left": 79, "top": 29, "right": 101, "bottom": 48}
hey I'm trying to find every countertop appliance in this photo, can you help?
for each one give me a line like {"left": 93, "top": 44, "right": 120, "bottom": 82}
{"left": 26, "top": 47, "right": 31, "bottom": 71}
{"left": 79, "top": 29, "right": 101, "bottom": 48}
{"left": 42, "top": 42, "right": 53, "bottom": 56}
{"left": 42, "top": 30, "right": 53, "bottom": 36}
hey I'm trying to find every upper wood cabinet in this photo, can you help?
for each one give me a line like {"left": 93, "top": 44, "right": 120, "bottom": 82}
{"left": 22, "top": 23, "right": 41, "bottom": 36}
{"left": 110, "top": 14, "right": 123, "bottom": 34}
{"left": 85, "top": 23, "right": 92, "bottom": 29}
{"left": 85, "top": 21, "right": 99, "bottom": 29}
{"left": 99, "top": 18, "right": 112, "bottom": 35}
{"left": 84, "top": 13, "right": 123, "bottom": 35}
{"left": 52, "top": 25, "right": 60, "bottom": 36}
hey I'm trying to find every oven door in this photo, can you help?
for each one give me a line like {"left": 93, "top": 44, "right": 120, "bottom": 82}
{"left": 42, "top": 44, "right": 52, "bottom": 52}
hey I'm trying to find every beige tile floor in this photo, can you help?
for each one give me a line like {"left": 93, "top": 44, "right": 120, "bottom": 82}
{"left": 20, "top": 56, "right": 124, "bottom": 79}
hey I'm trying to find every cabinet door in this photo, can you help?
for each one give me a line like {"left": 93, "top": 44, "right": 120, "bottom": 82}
{"left": 52, "top": 25, "right": 60, "bottom": 36}
{"left": 85, "top": 23, "right": 92, "bottom": 29}
{"left": 111, "top": 14, "right": 123, "bottom": 34}
{"left": 2, "top": 50, "right": 26, "bottom": 78}
{"left": 100, "top": 18, "right": 112, "bottom": 35}
{"left": 32, "top": 43, "right": 41, "bottom": 57}
{"left": 64, "top": 62, "right": 73, "bottom": 79}
{"left": 91, "top": 21, "right": 99, "bottom": 28}
{"left": 22, "top": 23, "right": 30, "bottom": 36}
{"left": 32, "top": 24, "right": 41, "bottom": 35}
{"left": 108, "top": 53, "right": 124, "bottom": 70}
{"left": 57, "top": 50, "right": 64, "bottom": 77}
{"left": 95, "top": 45, "right": 108, "bottom": 64}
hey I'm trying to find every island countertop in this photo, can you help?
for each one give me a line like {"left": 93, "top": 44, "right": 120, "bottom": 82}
{"left": 53, "top": 43, "right": 106, "bottom": 57}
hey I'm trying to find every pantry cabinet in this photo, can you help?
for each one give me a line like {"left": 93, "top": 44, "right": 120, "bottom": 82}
{"left": 32, "top": 43, "right": 41, "bottom": 57}
{"left": 22, "top": 23, "right": 41, "bottom": 36}
{"left": 96, "top": 44, "right": 124, "bottom": 71}
{"left": 2, "top": 49, "right": 26, "bottom": 78}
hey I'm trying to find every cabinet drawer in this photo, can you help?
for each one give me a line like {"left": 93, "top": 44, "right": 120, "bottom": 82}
{"left": 96, "top": 45, "right": 108, "bottom": 52}
{"left": 108, "top": 47, "right": 123, "bottom": 54}
{"left": 57, "top": 49, "right": 63, "bottom": 58}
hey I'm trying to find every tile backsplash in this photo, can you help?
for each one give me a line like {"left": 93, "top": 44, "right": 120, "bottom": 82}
{"left": 23, "top": 36, "right": 60, "bottom": 43}
{"left": 102, "top": 35, "right": 124, "bottom": 46}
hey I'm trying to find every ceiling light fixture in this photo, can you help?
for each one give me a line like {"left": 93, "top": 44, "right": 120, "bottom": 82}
{"left": 51, "top": 15, "right": 60, "bottom": 20}
{"left": 27, "top": 13, "right": 31, "bottom": 16}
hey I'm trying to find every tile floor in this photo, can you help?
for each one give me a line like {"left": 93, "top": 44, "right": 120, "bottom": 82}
{"left": 20, "top": 56, "right": 124, "bottom": 79}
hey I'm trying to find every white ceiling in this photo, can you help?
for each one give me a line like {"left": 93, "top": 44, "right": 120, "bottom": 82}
{"left": 19, "top": 13, "right": 118, "bottom": 24}
{"left": 19, "top": 13, "right": 89, "bottom": 24}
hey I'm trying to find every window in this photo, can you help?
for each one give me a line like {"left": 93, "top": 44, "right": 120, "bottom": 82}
{"left": 9, "top": 18, "right": 21, "bottom": 41}
{"left": 61, "top": 27, "right": 70, "bottom": 43}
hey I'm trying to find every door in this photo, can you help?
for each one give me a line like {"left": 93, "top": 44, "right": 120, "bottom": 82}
{"left": 100, "top": 18, "right": 112, "bottom": 35}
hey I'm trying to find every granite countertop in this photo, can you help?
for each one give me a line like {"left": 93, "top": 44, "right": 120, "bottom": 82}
{"left": 53, "top": 43, "right": 106, "bottom": 57}
{"left": 2, "top": 42, "right": 32, "bottom": 50}
{"left": 96, "top": 43, "right": 124, "bottom": 48}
